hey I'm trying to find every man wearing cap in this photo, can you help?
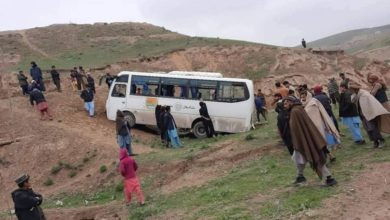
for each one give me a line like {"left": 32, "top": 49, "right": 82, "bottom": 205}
{"left": 11, "top": 174, "right": 46, "bottom": 220}
{"left": 350, "top": 82, "right": 390, "bottom": 148}
{"left": 283, "top": 96, "right": 337, "bottom": 186}
{"left": 313, "top": 85, "right": 340, "bottom": 132}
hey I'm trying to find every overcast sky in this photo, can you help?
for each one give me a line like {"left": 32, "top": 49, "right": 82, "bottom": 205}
{"left": 1, "top": 0, "right": 389, "bottom": 46}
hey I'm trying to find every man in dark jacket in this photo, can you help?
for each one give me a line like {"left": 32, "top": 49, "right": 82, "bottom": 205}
{"left": 86, "top": 73, "right": 96, "bottom": 93}
{"left": 339, "top": 84, "right": 365, "bottom": 144}
{"left": 80, "top": 86, "right": 95, "bottom": 117}
{"left": 313, "top": 85, "right": 340, "bottom": 132}
{"left": 11, "top": 174, "right": 46, "bottom": 220}
{"left": 73, "top": 67, "right": 84, "bottom": 90}
{"left": 29, "top": 62, "right": 45, "bottom": 92}
{"left": 50, "top": 65, "right": 61, "bottom": 92}
{"left": 255, "top": 92, "right": 267, "bottom": 123}
{"left": 30, "top": 87, "right": 53, "bottom": 120}
{"left": 17, "top": 71, "right": 29, "bottom": 95}
{"left": 199, "top": 102, "right": 215, "bottom": 138}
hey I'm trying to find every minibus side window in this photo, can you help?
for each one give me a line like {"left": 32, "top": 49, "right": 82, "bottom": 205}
{"left": 111, "top": 84, "right": 127, "bottom": 98}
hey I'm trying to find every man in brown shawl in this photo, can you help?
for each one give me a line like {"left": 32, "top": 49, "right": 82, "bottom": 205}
{"left": 350, "top": 82, "right": 390, "bottom": 148}
{"left": 284, "top": 96, "right": 337, "bottom": 186}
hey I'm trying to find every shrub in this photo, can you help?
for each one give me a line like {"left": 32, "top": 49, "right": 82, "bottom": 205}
{"left": 245, "top": 134, "right": 256, "bottom": 141}
{"left": 69, "top": 170, "right": 77, "bottom": 178}
{"left": 83, "top": 157, "right": 90, "bottom": 163}
{"left": 51, "top": 165, "right": 62, "bottom": 174}
{"left": 44, "top": 178, "right": 54, "bottom": 186}
{"left": 115, "top": 181, "right": 124, "bottom": 192}
{"left": 99, "top": 165, "right": 107, "bottom": 173}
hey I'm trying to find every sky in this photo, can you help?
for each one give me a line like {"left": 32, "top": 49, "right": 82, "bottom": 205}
{"left": 1, "top": 0, "right": 390, "bottom": 46}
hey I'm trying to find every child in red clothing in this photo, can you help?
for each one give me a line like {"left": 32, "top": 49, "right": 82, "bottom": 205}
{"left": 119, "top": 148, "right": 145, "bottom": 206}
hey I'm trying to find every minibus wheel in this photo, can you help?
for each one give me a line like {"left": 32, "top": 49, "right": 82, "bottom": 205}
{"left": 193, "top": 121, "right": 207, "bottom": 139}
{"left": 123, "top": 111, "right": 136, "bottom": 127}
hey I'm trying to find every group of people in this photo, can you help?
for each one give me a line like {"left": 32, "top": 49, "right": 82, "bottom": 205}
{"left": 273, "top": 72, "right": 390, "bottom": 186}
{"left": 155, "top": 105, "right": 182, "bottom": 148}
{"left": 16, "top": 61, "right": 101, "bottom": 119}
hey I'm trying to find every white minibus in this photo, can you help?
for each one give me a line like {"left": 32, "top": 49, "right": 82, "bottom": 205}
{"left": 106, "top": 71, "right": 255, "bottom": 138}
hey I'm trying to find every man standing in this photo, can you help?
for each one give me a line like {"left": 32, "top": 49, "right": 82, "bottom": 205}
{"left": 30, "top": 62, "right": 45, "bottom": 92}
{"left": 339, "top": 83, "right": 365, "bottom": 144}
{"left": 313, "top": 85, "right": 340, "bottom": 132}
{"left": 199, "top": 101, "right": 215, "bottom": 138}
{"left": 275, "top": 82, "right": 289, "bottom": 98}
{"left": 327, "top": 77, "right": 339, "bottom": 106}
{"left": 283, "top": 81, "right": 296, "bottom": 96}
{"left": 339, "top": 72, "right": 350, "bottom": 88}
{"left": 255, "top": 92, "right": 267, "bottom": 123}
{"left": 11, "top": 174, "right": 46, "bottom": 220}
{"left": 17, "top": 71, "right": 29, "bottom": 95}
{"left": 284, "top": 96, "right": 337, "bottom": 186}
{"left": 50, "top": 65, "right": 61, "bottom": 92}
{"left": 301, "top": 38, "right": 306, "bottom": 48}
{"left": 80, "top": 86, "right": 95, "bottom": 117}
{"left": 86, "top": 73, "right": 96, "bottom": 93}
{"left": 350, "top": 82, "right": 390, "bottom": 148}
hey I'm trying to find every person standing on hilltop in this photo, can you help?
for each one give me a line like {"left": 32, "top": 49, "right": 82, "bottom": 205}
{"left": 80, "top": 85, "right": 95, "bottom": 117}
{"left": 30, "top": 62, "right": 45, "bottom": 92}
{"left": 119, "top": 148, "right": 145, "bottom": 206}
{"left": 11, "top": 174, "right": 46, "bottom": 220}
{"left": 275, "top": 82, "right": 289, "bottom": 98}
{"left": 86, "top": 73, "right": 96, "bottom": 94}
{"left": 50, "top": 65, "right": 61, "bottom": 92}
{"left": 367, "top": 73, "right": 390, "bottom": 111}
{"left": 327, "top": 77, "right": 339, "bottom": 106}
{"left": 301, "top": 38, "right": 306, "bottom": 48}
{"left": 17, "top": 71, "right": 29, "bottom": 95}
{"left": 350, "top": 82, "right": 390, "bottom": 148}
{"left": 283, "top": 96, "right": 337, "bottom": 186}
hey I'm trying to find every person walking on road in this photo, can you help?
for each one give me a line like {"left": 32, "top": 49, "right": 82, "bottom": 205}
{"left": 11, "top": 174, "right": 46, "bottom": 220}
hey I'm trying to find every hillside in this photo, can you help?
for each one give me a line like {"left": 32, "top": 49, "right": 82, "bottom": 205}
{"left": 0, "top": 22, "right": 257, "bottom": 71}
{"left": 308, "top": 24, "right": 390, "bottom": 61}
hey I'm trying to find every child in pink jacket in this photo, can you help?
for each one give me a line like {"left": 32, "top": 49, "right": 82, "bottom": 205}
{"left": 119, "top": 148, "right": 145, "bottom": 206}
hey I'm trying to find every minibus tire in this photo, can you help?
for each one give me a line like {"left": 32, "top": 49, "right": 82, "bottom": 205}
{"left": 193, "top": 121, "right": 207, "bottom": 139}
{"left": 123, "top": 111, "right": 136, "bottom": 128}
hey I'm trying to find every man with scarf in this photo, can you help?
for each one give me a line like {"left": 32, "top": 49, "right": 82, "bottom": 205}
{"left": 367, "top": 73, "right": 390, "bottom": 111}
{"left": 350, "top": 82, "right": 390, "bottom": 148}
{"left": 300, "top": 91, "right": 339, "bottom": 162}
{"left": 284, "top": 96, "right": 337, "bottom": 186}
